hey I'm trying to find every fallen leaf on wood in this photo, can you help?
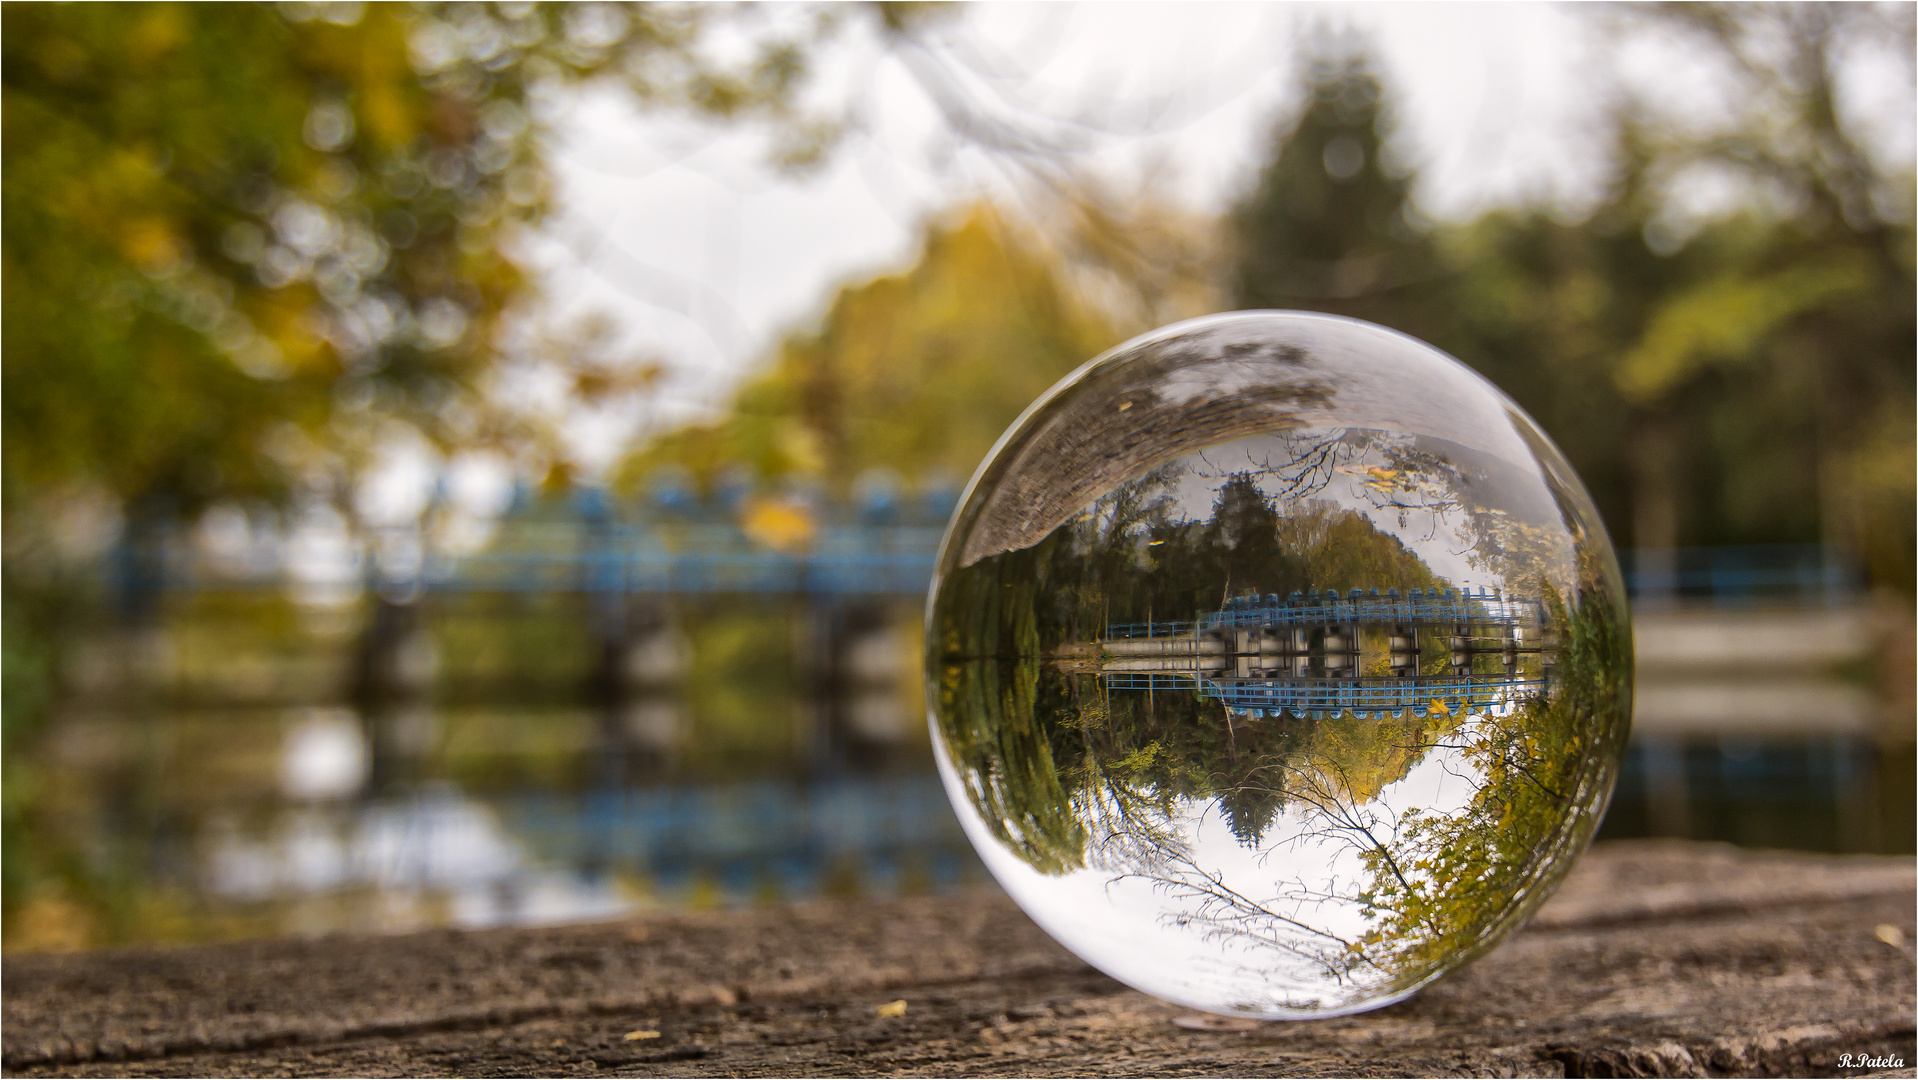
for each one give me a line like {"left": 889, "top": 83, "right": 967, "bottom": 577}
{"left": 876, "top": 1000, "right": 907, "bottom": 1018}
{"left": 623, "top": 1029, "right": 661, "bottom": 1041}
{"left": 1173, "top": 1014, "right": 1259, "bottom": 1032}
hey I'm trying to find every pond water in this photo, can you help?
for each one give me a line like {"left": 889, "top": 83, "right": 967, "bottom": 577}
{"left": 9, "top": 592, "right": 1907, "bottom": 952}
{"left": 27, "top": 697, "right": 986, "bottom": 946}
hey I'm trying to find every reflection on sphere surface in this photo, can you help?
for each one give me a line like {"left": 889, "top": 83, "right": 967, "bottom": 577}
{"left": 926, "top": 312, "right": 1631, "bottom": 1019}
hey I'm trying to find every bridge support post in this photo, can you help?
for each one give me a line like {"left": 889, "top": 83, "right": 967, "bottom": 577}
{"left": 592, "top": 600, "right": 687, "bottom": 785}
{"left": 352, "top": 593, "right": 439, "bottom": 794}
{"left": 1390, "top": 625, "right": 1419, "bottom": 677}
{"left": 807, "top": 601, "right": 914, "bottom": 773}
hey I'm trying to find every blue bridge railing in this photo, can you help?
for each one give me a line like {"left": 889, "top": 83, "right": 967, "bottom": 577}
{"left": 114, "top": 500, "right": 1857, "bottom": 609}
{"left": 418, "top": 526, "right": 946, "bottom": 597}
{"left": 1104, "top": 587, "right": 1545, "bottom": 640}
{"left": 1101, "top": 671, "right": 1548, "bottom": 718}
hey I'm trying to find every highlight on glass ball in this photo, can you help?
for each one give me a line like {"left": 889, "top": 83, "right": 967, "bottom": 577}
{"left": 925, "top": 311, "right": 1632, "bottom": 1020}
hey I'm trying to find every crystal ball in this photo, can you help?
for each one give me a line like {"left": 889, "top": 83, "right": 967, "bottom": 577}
{"left": 926, "top": 312, "right": 1631, "bottom": 1019}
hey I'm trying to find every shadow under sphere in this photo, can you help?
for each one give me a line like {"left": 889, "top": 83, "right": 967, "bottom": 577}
{"left": 925, "top": 311, "right": 1632, "bottom": 1019}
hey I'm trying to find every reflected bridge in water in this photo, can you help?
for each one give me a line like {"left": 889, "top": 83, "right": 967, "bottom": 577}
{"left": 204, "top": 771, "right": 976, "bottom": 930}
{"left": 1072, "top": 586, "right": 1553, "bottom": 721}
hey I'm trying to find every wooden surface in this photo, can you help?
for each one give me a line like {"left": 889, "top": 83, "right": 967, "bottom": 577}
{"left": 3, "top": 840, "right": 1912, "bottom": 1078}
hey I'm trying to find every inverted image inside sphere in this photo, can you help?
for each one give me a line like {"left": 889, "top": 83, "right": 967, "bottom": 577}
{"left": 926, "top": 312, "right": 1632, "bottom": 1020}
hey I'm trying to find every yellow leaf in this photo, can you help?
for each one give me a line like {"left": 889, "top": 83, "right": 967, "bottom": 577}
{"left": 876, "top": 999, "right": 908, "bottom": 1018}
{"left": 623, "top": 1029, "right": 661, "bottom": 1041}
{"left": 1426, "top": 699, "right": 1451, "bottom": 717}
{"left": 739, "top": 496, "right": 817, "bottom": 553}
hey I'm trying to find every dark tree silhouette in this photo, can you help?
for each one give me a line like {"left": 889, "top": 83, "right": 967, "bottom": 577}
{"left": 1230, "top": 39, "right": 1444, "bottom": 329}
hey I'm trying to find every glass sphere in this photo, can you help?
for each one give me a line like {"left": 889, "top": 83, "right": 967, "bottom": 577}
{"left": 926, "top": 312, "right": 1631, "bottom": 1019}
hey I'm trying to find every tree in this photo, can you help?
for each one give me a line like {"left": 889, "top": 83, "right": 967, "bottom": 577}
{"left": 1231, "top": 14, "right": 1915, "bottom": 591}
{"left": 612, "top": 205, "right": 1120, "bottom": 496}
{"left": 1, "top": 3, "right": 843, "bottom": 519}
{"left": 0, "top": 0, "right": 861, "bottom": 947}
{"left": 1352, "top": 580, "right": 1629, "bottom": 990}
{"left": 928, "top": 450, "right": 1457, "bottom": 864}
{"left": 1594, "top": 4, "right": 1915, "bottom": 586}
{"left": 1229, "top": 36, "right": 1444, "bottom": 330}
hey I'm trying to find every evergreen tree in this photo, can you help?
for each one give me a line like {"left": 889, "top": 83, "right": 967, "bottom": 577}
{"left": 1200, "top": 473, "right": 1296, "bottom": 603}
{"left": 1229, "top": 14, "right": 1914, "bottom": 588}
{"left": 1229, "top": 40, "right": 1442, "bottom": 331}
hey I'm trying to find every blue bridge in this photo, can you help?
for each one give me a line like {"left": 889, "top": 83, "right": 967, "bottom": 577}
{"left": 418, "top": 523, "right": 946, "bottom": 598}
{"left": 1103, "top": 586, "right": 1547, "bottom": 641}
{"left": 111, "top": 485, "right": 952, "bottom": 602}
{"left": 1102, "top": 670, "right": 1549, "bottom": 720}
{"left": 1087, "top": 585, "right": 1557, "bottom": 721}
{"left": 110, "top": 471, "right": 1855, "bottom": 610}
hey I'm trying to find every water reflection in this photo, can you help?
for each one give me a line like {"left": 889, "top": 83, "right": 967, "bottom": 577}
{"left": 928, "top": 313, "right": 1632, "bottom": 1017}
{"left": 185, "top": 692, "right": 978, "bottom": 933}
{"left": 202, "top": 787, "right": 629, "bottom": 931}
{"left": 200, "top": 769, "right": 969, "bottom": 932}
{"left": 16, "top": 584, "right": 981, "bottom": 948}
{"left": 280, "top": 709, "right": 370, "bottom": 800}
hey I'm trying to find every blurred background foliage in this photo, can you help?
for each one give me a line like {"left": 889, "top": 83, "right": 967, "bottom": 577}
{"left": 624, "top": 6, "right": 1913, "bottom": 585}
{"left": 2, "top": 0, "right": 840, "bottom": 514}
{"left": 612, "top": 206, "right": 1119, "bottom": 494}
{"left": 11, "top": 2, "right": 1904, "bottom": 579}
{"left": 2, "top": 2, "right": 1911, "bottom": 949}
{"left": 2, "top": 0, "right": 866, "bottom": 947}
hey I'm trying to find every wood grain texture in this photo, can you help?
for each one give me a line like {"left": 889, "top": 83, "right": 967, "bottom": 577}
{"left": 4, "top": 840, "right": 1912, "bottom": 1078}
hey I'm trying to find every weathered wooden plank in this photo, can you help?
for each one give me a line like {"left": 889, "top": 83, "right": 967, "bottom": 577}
{"left": 4, "top": 840, "right": 1912, "bottom": 1078}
